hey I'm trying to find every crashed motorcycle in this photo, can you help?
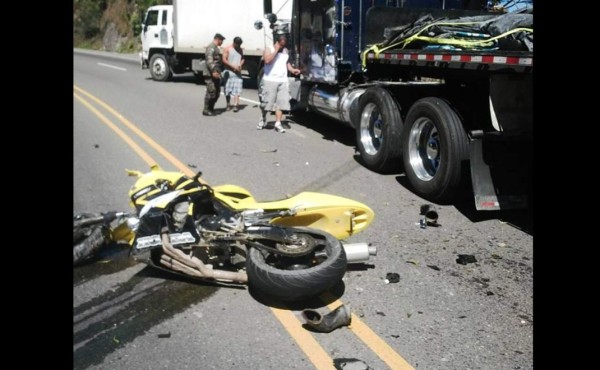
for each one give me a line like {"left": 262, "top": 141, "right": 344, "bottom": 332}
{"left": 74, "top": 165, "right": 376, "bottom": 301}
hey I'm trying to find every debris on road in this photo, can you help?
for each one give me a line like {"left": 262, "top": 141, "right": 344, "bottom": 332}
{"left": 261, "top": 149, "right": 277, "bottom": 153}
{"left": 94, "top": 144, "right": 99, "bottom": 148}
{"left": 419, "top": 204, "right": 440, "bottom": 228}
{"left": 333, "top": 358, "right": 371, "bottom": 370}
{"left": 384, "top": 272, "right": 400, "bottom": 283}
{"left": 187, "top": 163, "right": 197, "bottom": 168}
{"left": 158, "top": 332, "right": 171, "bottom": 338}
{"left": 301, "top": 305, "right": 352, "bottom": 333}
{"left": 427, "top": 264, "right": 441, "bottom": 271}
{"left": 456, "top": 254, "right": 477, "bottom": 265}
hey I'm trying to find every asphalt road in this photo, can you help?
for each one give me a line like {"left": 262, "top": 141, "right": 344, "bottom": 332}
{"left": 73, "top": 49, "right": 533, "bottom": 370}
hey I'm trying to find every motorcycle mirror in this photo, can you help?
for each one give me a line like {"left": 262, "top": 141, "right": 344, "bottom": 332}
{"left": 126, "top": 169, "right": 143, "bottom": 177}
{"left": 193, "top": 171, "right": 203, "bottom": 183}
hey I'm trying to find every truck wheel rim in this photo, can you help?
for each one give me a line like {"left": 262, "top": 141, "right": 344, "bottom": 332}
{"left": 153, "top": 58, "right": 167, "bottom": 78}
{"left": 408, "top": 117, "right": 440, "bottom": 181}
{"left": 359, "top": 103, "right": 383, "bottom": 155}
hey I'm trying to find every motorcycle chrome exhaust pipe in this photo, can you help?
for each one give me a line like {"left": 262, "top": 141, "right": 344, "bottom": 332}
{"left": 160, "top": 231, "right": 248, "bottom": 283}
{"left": 343, "top": 243, "right": 377, "bottom": 263}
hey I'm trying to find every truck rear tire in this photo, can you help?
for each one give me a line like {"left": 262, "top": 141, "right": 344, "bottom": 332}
{"left": 356, "top": 87, "right": 403, "bottom": 173}
{"left": 402, "top": 97, "right": 469, "bottom": 202}
{"left": 150, "top": 54, "right": 172, "bottom": 81}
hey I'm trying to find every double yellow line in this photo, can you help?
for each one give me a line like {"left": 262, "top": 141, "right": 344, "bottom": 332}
{"left": 74, "top": 85, "right": 414, "bottom": 370}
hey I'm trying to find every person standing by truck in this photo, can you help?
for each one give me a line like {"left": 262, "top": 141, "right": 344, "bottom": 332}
{"left": 222, "top": 36, "right": 245, "bottom": 112}
{"left": 257, "top": 34, "right": 301, "bottom": 132}
{"left": 203, "top": 33, "right": 225, "bottom": 116}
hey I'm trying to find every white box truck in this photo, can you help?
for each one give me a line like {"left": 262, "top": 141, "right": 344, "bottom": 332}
{"left": 140, "top": 0, "right": 292, "bottom": 81}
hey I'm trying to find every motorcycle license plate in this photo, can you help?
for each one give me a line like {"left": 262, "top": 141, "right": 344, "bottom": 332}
{"left": 135, "top": 232, "right": 196, "bottom": 250}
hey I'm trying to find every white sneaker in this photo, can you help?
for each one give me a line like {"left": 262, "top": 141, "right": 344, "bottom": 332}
{"left": 274, "top": 122, "right": 286, "bottom": 133}
{"left": 257, "top": 118, "right": 265, "bottom": 130}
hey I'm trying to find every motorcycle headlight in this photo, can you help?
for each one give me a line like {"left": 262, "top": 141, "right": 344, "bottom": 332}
{"left": 126, "top": 217, "right": 140, "bottom": 232}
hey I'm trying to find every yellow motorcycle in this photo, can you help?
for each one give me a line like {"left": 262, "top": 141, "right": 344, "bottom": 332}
{"left": 74, "top": 165, "right": 376, "bottom": 301}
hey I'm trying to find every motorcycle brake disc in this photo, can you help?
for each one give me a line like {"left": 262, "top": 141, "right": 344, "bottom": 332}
{"left": 275, "top": 233, "right": 317, "bottom": 256}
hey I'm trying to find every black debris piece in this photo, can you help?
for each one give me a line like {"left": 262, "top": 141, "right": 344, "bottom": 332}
{"left": 419, "top": 204, "right": 439, "bottom": 227}
{"left": 486, "top": 291, "right": 495, "bottom": 296}
{"left": 456, "top": 254, "right": 477, "bottom": 265}
{"left": 376, "top": 311, "right": 386, "bottom": 317}
{"left": 333, "top": 358, "right": 371, "bottom": 370}
{"left": 458, "top": 315, "right": 467, "bottom": 319}
{"left": 157, "top": 332, "right": 171, "bottom": 338}
{"left": 391, "top": 334, "right": 400, "bottom": 338}
{"left": 427, "top": 265, "right": 440, "bottom": 271}
{"left": 386, "top": 272, "right": 400, "bottom": 283}
{"left": 187, "top": 163, "right": 197, "bottom": 168}
{"left": 94, "top": 144, "right": 99, "bottom": 148}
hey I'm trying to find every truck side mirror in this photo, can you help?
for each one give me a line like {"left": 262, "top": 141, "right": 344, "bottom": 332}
{"left": 265, "top": 13, "right": 277, "bottom": 24}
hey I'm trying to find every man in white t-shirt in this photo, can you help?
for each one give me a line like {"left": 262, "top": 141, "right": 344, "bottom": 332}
{"left": 258, "top": 34, "right": 301, "bottom": 133}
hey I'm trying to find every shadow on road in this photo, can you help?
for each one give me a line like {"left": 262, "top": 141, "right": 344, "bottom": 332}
{"left": 453, "top": 199, "right": 533, "bottom": 235}
{"left": 395, "top": 174, "right": 533, "bottom": 235}
{"left": 249, "top": 280, "right": 346, "bottom": 309}
{"left": 144, "top": 74, "right": 258, "bottom": 89}
{"left": 288, "top": 111, "right": 357, "bottom": 147}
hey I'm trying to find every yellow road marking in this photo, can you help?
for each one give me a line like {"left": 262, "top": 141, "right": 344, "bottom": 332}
{"left": 320, "top": 292, "right": 414, "bottom": 370}
{"left": 74, "top": 93, "right": 157, "bottom": 167}
{"left": 74, "top": 85, "right": 198, "bottom": 179}
{"left": 270, "top": 307, "right": 336, "bottom": 370}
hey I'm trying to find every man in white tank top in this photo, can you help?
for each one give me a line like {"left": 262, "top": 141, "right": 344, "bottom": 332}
{"left": 258, "top": 34, "right": 300, "bottom": 133}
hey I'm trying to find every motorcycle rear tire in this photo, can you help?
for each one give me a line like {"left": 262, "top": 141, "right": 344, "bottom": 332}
{"left": 246, "top": 227, "right": 347, "bottom": 302}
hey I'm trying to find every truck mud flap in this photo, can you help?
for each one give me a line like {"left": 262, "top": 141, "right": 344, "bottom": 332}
{"left": 469, "top": 134, "right": 531, "bottom": 211}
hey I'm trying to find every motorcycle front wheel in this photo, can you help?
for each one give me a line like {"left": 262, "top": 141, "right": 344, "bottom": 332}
{"left": 246, "top": 227, "right": 347, "bottom": 301}
{"left": 73, "top": 213, "right": 108, "bottom": 265}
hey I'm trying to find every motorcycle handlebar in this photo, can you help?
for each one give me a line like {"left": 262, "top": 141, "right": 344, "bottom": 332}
{"left": 74, "top": 211, "right": 133, "bottom": 229}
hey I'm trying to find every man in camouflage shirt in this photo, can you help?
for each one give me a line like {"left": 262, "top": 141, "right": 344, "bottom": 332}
{"left": 203, "top": 33, "right": 225, "bottom": 116}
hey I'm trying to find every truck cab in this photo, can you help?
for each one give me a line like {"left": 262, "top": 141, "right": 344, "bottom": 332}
{"left": 140, "top": 5, "right": 174, "bottom": 81}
